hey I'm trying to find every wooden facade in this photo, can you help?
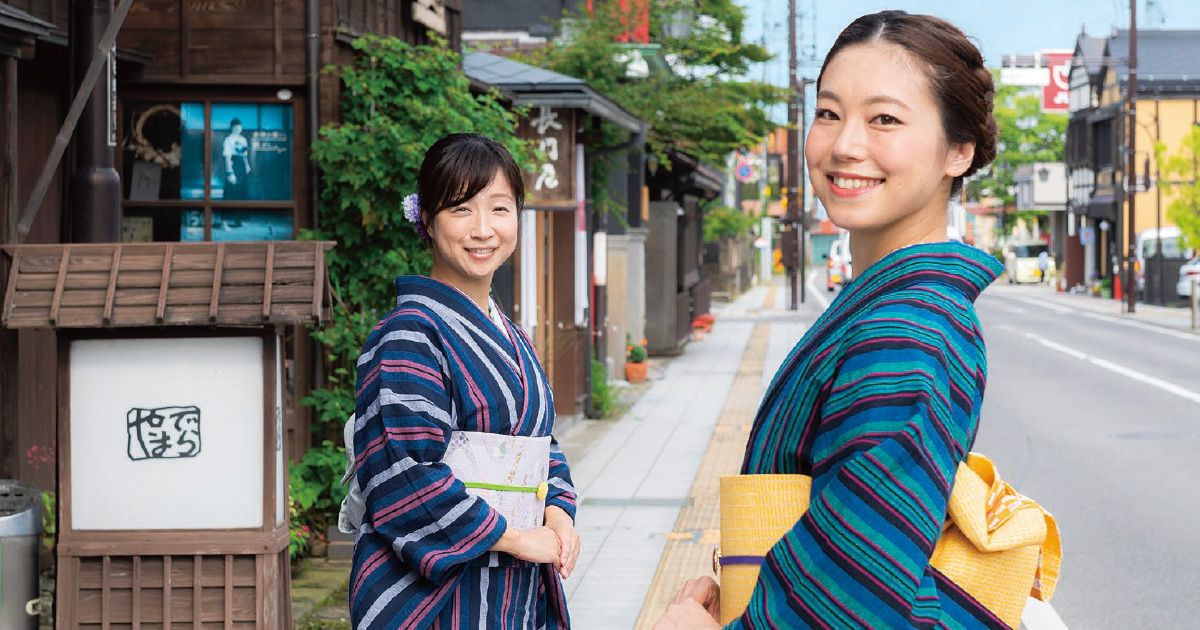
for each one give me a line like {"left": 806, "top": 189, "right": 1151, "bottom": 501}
{"left": 0, "top": 1, "right": 459, "bottom": 627}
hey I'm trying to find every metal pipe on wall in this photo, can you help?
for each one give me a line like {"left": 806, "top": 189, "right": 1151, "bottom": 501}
{"left": 70, "top": 0, "right": 121, "bottom": 243}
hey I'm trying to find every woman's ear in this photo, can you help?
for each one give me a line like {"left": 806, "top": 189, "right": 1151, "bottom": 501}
{"left": 944, "top": 142, "right": 976, "bottom": 178}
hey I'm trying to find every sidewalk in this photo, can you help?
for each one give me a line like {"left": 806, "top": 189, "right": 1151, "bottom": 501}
{"left": 561, "top": 275, "right": 821, "bottom": 629}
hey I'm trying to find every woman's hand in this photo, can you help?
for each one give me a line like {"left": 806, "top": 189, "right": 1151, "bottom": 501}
{"left": 544, "top": 505, "right": 581, "bottom": 579}
{"left": 651, "top": 599, "right": 722, "bottom": 629}
{"left": 675, "top": 576, "right": 720, "bottom": 620}
{"left": 492, "top": 525, "right": 562, "bottom": 565}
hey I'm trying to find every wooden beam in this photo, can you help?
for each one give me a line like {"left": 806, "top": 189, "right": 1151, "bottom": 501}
{"left": 49, "top": 244, "right": 70, "bottom": 326}
{"left": 262, "top": 243, "right": 274, "bottom": 320}
{"left": 210, "top": 244, "right": 225, "bottom": 322}
{"left": 156, "top": 244, "right": 173, "bottom": 323}
{"left": 102, "top": 247, "right": 121, "bottom": 324}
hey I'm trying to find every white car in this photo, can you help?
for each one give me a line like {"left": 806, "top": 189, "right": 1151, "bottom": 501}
{"left": 1178, "top": 257, "right": 1200, "bottom": 299}
{"left": 1004, "top": 242, "right": 1053, "bottom": 284}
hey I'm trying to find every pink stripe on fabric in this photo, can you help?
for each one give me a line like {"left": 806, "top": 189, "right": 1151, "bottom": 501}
{"left": 418, "top": 510, "right": 501, "bottom": 577}
{"left": 375, "top": 476, "right": 453, "bottom": 524}
{"left": 807, "top": 493, "right": 910, "bottom": 611}
{"left": 352, "top": 547, "right": 391, "bottom": 596}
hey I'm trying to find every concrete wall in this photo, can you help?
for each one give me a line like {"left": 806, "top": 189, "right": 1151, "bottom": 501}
{"left": 606, "top": 228, "right": 648, "bottom": 378}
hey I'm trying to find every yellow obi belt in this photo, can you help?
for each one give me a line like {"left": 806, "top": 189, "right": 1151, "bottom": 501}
{"left": 715, "top": 453, "right": 1061, "bottom": 629}
{"left": 444, "top": 431, "right": 551, "bottom": 530}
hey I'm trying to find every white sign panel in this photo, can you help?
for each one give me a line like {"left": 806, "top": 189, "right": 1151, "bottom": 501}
{"left": 70, "top": 336, "right": 265, "bottom": 530}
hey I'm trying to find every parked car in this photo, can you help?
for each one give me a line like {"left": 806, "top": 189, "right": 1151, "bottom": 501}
{"left": 1136, "top": 226, "right": 1190, "bottom": 296}
{"left": 1178, "top": 256, "right": 1200, "bottom": 300}
{"left": 824, "top": 235, "right": 852, "bottom": 291}
{"left": 1004, "top": 242, "right": 1053, "bottom": 284}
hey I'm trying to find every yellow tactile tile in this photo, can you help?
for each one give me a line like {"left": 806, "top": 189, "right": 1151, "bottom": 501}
{"left": 633, "top": 323, "right": 769, "bottom": 629}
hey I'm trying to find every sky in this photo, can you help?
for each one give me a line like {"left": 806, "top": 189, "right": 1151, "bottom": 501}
{"left": 739, "top": 0, "right": 1200, "bottom": 97}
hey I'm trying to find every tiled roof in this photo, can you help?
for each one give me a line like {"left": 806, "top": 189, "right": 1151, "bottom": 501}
{"left": 1106, "top": 30, "right": 1200, "bottom": 89}
{"left": 2, "top": 242, "right": 334, "bottom": 329}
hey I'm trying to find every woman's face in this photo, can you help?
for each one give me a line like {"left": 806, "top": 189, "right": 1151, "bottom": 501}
{"left": 428, "top": 170, "right": 519, "bottom": 292}
{"left": 806, "top": 42, "right": 974, "bottom": 238}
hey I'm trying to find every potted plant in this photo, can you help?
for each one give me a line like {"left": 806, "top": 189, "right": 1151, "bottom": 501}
{"left": 625, "top": 338, "right": 648, "bottom": 383}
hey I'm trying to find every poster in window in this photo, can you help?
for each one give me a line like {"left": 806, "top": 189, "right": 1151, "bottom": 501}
{"left": 211, "top": 103, "right": 293, "bottom": 201}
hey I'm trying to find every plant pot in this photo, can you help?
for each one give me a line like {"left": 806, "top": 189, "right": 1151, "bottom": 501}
{"left": 692, "top": 329, "right": 706, "bottom": 342}
{"left": 311, "top": 539, "right": 328, "bottom": 558}
{"left": 625, "top": 361, "right": 647, "bottom": 384}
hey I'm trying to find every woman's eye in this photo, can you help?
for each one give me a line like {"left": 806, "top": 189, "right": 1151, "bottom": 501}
{"left": 452, "top": 206, "right": 470, "bottom": 214}
{"left": 873, "top": 114, "right": 900, "bottom": 125}
{"left": 494, "top": 206, "right": 511, "bottom": 214}
{"left": 814, "top": 108, "right": 837, "bottom": 120}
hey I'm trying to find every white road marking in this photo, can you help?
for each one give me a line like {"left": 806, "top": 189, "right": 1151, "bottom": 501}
{"left": 997, "top": 294, "right": 1200, "bottom": 344}
{"left": 807, "top": 271, "right": 831, "bottom": 310}
{"left": 1002, "top": 326, "right": 1200, "bottom": 406}
{"left": 1023, "top": 597, "right": 1071, "bottom": 630}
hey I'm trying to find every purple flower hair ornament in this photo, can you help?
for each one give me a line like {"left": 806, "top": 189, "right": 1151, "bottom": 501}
{"left": 402, "top": 193, "right": 428, "bottom": 240}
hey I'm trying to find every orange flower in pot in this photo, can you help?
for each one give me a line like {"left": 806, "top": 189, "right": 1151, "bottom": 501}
{"left": 625, "top": 339, "right": 648, "bottom": 383}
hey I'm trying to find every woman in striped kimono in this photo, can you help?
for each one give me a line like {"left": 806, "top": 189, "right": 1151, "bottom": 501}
{"left": 351, "top": 133, "right": 579, "bottom": 630}
{"left": 656, "top": 11, "right": 1010, "bottom": 630}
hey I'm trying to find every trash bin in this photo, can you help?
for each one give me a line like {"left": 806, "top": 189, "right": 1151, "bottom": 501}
{"left": 0, "top": 480, "right": 41, "bottom": 630}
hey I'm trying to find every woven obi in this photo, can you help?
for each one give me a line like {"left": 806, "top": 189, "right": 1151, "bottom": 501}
{"left": 715, "top": 453, "right": 1061, "bottom": 629}
{"left": 444, "top": 431, "right": 551, "bottom": 531}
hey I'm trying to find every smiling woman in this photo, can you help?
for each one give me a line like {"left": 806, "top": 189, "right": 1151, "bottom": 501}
{"left": 652, "top": 11, "right": 1054, "bottom": 630}
{"left": 348, "top": 133, "right": 580, "bottom": 630}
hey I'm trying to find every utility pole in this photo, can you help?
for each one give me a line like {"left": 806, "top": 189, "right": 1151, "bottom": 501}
{"left": 786, "top": 0, "right": 800, "bottom": 309}
{"left": 1126, "top": 1, "right": 1138, "bottom": 313}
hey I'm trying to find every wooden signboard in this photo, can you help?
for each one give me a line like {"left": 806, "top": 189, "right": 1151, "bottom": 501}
{"left": 517, "top": 107, "right": 576, "bottom": 210}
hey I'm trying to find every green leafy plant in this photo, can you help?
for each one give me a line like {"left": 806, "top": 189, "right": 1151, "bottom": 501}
{"left": 289, "top": 440, "right": 351, "bottom": 535}
{"left": 41, "top": 491, "right": 56, "bottom": 550}
{"left": 288, "top": 496, "right": 312, "bottom": 561}
{"left": 626, "top": 335, "right": 647, "bottom": 363}
{"left": 589, "top": 359, "right": 620, "bottom": 418}
{"left": 1155, "top": 128, "right": 1200, "bottom": 251}
{"left": 703, "top": 205, "right": 756, "bottom": 242}
{"left": 520, "top": 0, "right": 787, "bottom": 165}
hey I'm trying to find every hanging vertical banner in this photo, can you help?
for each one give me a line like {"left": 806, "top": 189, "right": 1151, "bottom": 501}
{"left": 517, "top": 107, "right": 576, "bottom": 209}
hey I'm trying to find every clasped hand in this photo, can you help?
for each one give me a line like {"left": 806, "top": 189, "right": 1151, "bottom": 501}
{"left": 493, "top": 505, "right": 580, "bottom": 579}
{"left": 652, "top": 576, "right": 722, "bottom": 630}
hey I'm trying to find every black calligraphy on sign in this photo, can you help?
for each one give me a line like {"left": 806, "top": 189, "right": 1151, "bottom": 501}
{"left": 127, "top": 406, "right": 202, "bottom": 460}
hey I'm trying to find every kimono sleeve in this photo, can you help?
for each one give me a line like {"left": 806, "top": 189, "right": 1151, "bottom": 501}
{"left": 545, "top": 435, "right": 578, "bottom": 520}
{"left": 731, "top": 302, "right": 987, "bottom": 629}
{"left": 353, "top": 315, "right": 507, "bottom": 585}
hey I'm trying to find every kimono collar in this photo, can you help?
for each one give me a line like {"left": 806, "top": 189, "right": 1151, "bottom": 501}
{"left": 846, "top": 241, "right": 1003, "bottom": 303}
{"left": 394, "top": 275, "right": 503, "bottom": 334}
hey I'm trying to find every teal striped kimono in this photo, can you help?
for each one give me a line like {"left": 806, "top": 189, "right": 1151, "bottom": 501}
{"left": 351, "top": 276, "right": 576, "bottom": 630}
{"left": 733, "top": 241, "right": 1007, "bottom": 629}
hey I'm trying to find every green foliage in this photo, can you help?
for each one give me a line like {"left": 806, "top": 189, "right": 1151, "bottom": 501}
{"left": 967, "top": 82, "right": 1067, "bottom": 206}
{"left": 589, "top": 360, "right": 619, "bottom": 418}
{"left": 41, "top": 491, "right": 56, "bottom": 550}
{"left": 519, "top": 0, "right": 788, "bottom": 165}
{"left": 288, "top": 496, "right": 312, "bottom": 561}
{"left": 626, "top": 335, "right": 647, "bottom": 363}
{"left": 1154, "top": 127, "right": 1200, "bottom": 250}
{"left": 289, "top": 441, "right": 350, "bottom": 535}
{"left": 703, "top": 205, "right": 756, "bottom": 242}
{"left": 302, "top": 34, "right": 531, "bottom": 447}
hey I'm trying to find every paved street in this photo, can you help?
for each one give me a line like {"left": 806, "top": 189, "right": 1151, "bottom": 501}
{"left": 974, "top": 283, "right": 1200, "bottom": 630}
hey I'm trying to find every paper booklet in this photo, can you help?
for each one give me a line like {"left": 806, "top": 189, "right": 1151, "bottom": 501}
{"left": 443, "top": 431, "right": 551, "bottom": 530}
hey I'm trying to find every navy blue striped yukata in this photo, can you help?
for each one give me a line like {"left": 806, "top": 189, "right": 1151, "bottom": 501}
{"left": 733, "top": 241, "right": 1009, "bottom": 629}
{"left": 351, "top": 276, "right": 576, "bottom": 630}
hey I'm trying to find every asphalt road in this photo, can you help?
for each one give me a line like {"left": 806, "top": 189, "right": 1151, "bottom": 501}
{"left": 973, "top": 284, "right": 1200, "bottom": 630}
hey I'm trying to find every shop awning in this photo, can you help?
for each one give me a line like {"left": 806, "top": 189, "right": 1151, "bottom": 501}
{"left": 2, "top": 242, "right": 334, "bottom": 329}
{"left": 464, "top": 52, "right": 645, "bottom": 134}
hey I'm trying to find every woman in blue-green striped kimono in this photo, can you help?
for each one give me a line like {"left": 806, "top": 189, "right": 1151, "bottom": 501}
{"left": 655, "top": 11, "right": 1009, "bottom": 630}
{"left": 350, "top": 133, "right": 579, "bottom": 630}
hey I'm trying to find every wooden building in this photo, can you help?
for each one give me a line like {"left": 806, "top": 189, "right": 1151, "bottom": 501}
{"left": 0, "top": 0, "right": 459, "bottom": 625}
